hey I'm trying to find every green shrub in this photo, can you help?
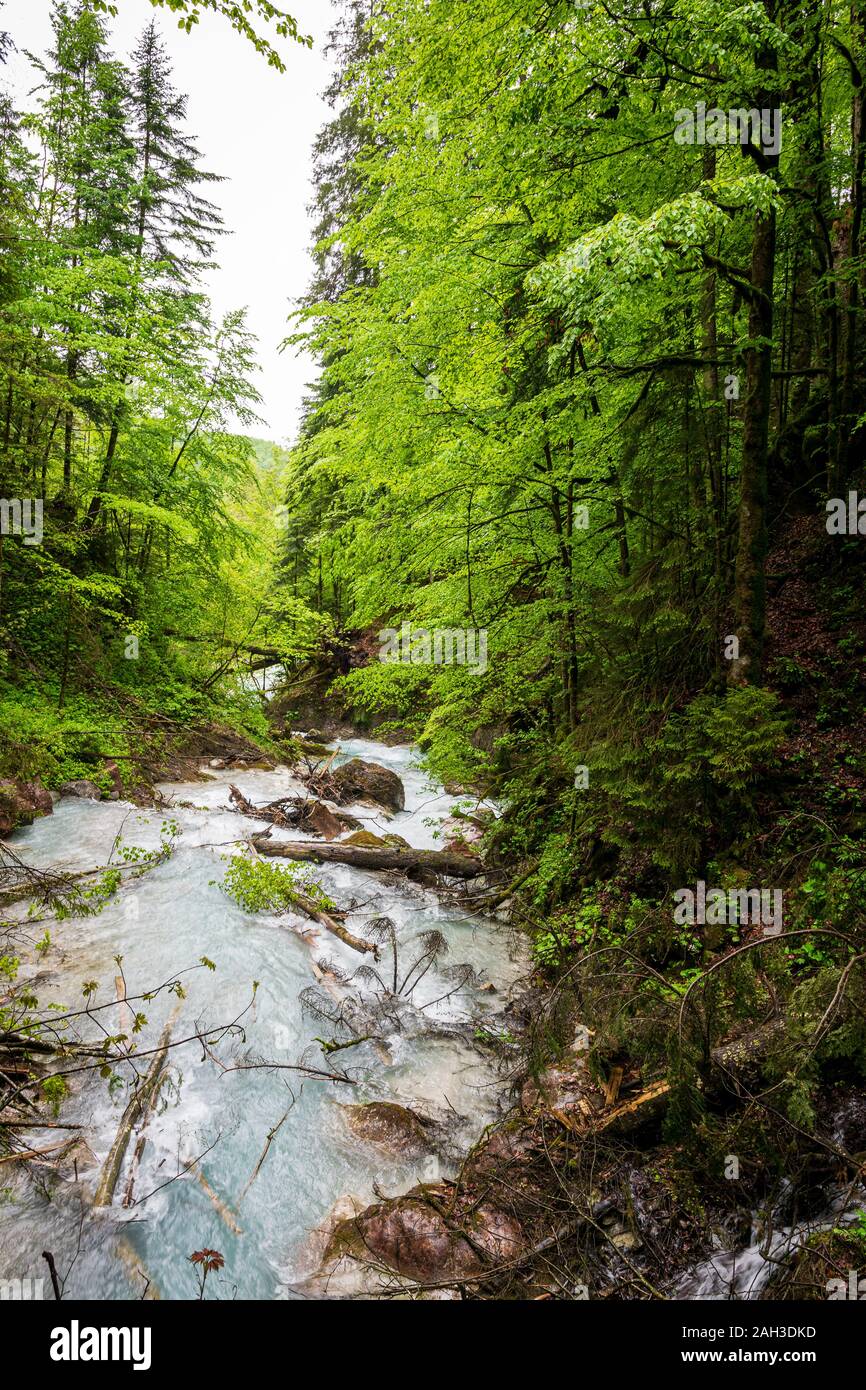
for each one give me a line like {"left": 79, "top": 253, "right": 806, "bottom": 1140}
{"left": 218, "top": 855, "right": 334, "bottom": 913}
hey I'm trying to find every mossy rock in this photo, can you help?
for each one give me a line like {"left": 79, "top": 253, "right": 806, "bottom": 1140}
{"left": 343, "top": 830, "right": 410, "bottom": 849}
{"left": 344, "top": 830, "right": 389, "bottom": 848}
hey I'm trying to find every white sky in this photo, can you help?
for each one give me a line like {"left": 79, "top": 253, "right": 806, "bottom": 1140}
{"left": 1, "top": 0, "right": 340, "bottom": 445}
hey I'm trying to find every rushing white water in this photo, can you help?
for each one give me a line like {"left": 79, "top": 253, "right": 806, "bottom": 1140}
{"left": 675, "top": 1182, "right": 866, "bottom": 1300}
{"left": 0, "top": 739, "right": 524, "bottom": 1300}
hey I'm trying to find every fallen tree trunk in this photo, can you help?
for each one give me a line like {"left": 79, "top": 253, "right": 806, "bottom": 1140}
{"left": 121, "top": 1032, "right": 174, "bottom": 1209}
{"left": 94, "top": 1020, "right": 173, "bottom": 1207}
{"left": 0, "top": 1030, "right": 70, "bottom": 1055}
{"left": 251, "top": 834, "right": 486, "bottom": 880}
{"left": 592, "top": 1079, "right": 671, "bottom": 1137}
{"left": 191, "top": 1160, "right": 244, "bottom": 1234}
{"left": 709, "top": 1017, "right": 786, "bottom": 1083}
{"left": 0, "top": 1138, "right": 78, "bottom": 1167}
{"left": 552, "top": 1020, "right": 789, "bottom": 1141}
{"left": 290, "top": 889, "right": 378, "bottom": 958}
{"left": 162, "top": 630, "right": 281, "bottom": 663}
{"left": 0, "top": 1030, "right": 104, "bottom": 1058}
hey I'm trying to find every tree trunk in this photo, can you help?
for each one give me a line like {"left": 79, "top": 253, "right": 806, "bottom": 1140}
{"left": 250, "top": 834, "right": 487, "bottom": 880}
{"left": 728, "top": 204, "right": 775, "bottom": 686}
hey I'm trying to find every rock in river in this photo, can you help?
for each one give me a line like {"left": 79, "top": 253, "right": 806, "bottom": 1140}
{"left": 341, "top": 1101, "right": 434, "bottom": 1156}
{"left": 58, "top": 779, "right": 103, "bottom": 801}
{"left": 331, "top": 758, "right": 405, "bottom": 814}
{"left": 322, "top": 1182, "right": 524, "bottom": 1286}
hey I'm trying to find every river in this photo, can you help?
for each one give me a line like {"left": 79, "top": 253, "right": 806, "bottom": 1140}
{"left": 0, "top": 738, "right": 524, "bottom": 1300}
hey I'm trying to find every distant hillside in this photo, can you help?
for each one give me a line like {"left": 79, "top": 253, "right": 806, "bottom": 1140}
{"left": 246, "top": 436, "right": 292, "bottom": 475}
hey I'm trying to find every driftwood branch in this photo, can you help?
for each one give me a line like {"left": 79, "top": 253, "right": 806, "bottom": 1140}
{"left": 289, "top": 889, "right": 379, "bottom": 957}
{"left": 229, "top": 785, "right": 356, "bottom": 839}
{"left": 0, "top": 1138, "right": 78, "bottom": 1166}
{"left": 94, "top": 1020, "right": 173, "bottom": 1206}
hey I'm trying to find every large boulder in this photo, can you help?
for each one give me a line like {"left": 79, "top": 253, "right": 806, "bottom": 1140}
{"left": 323, "top": 1183, "right": 523, "bottom": 1286}
{"left": 331, "top": 758, "right": 405, "bottom": 814}
{"left": 341, "top": 1102, "right": 434, "bottom": 1156}
{"left": 344, "top": 829, "right": 411, "bottom": 849}
{"left": 344, "top": 829, "right": 388, "bottom": 848}
{"left": 0, "top": 779, "right": 53, "bottom": 836}
{"left": 59, "top": 779, "right": 103, "bottom": 801}
{"left": 440, "top": 815, "right": 484, "bottom": 855}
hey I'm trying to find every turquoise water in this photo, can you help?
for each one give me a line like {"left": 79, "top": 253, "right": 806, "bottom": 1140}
{"left": 0, "top": 740, "right": 523, "bottom": 1300}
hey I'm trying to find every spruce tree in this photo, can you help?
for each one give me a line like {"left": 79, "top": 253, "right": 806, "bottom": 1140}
{"left": 128, "top": 19, "right": 223, "bottom": 280}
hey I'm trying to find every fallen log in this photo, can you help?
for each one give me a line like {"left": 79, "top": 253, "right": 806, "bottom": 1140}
{"left": 162, "top": 630, "right": 281, "bottom": 664}
{"left": 548, "top": 1020, "right": 789, "bottom": 1141}
{"left": 0, "top": 1120, "right": 83, "bottom": 1130}
{"left": 94, "top": 1020, "right": 173, "bottom": 1207}
{"left": 0, "top": 1138, "right": 79, "bottom": 1166}
{"left": 289, "top": 889, "right": 378, "bottom": 957}
{"left": 116, "top": 1234, "right": 162, "bottom": 1300}
{"left": 0, "top": 1030, "right": 64, "bottom": 1055}
{"left": 192, "top": 1161, "right": 244, "bottom": 1234}
{"left": 709, "top": 1017, "right": 787, "bottom": 1084}
{"left": 0, "top": 1030, "right": 104, "bottom": 1058}
{"left": 592, "top": 1078, "right": 671, "bottom": 1136}
{"left": 121, "top": 1047, "right": 172, "bottom": 1209}
{"left": 251, "top": 834, "right": 486, "bottom": 880}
